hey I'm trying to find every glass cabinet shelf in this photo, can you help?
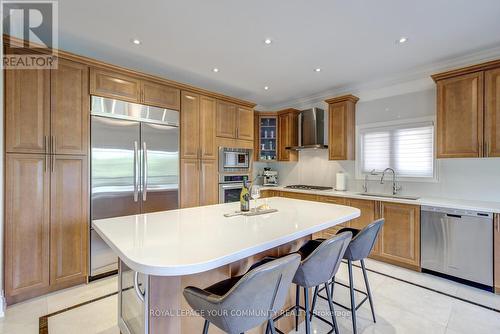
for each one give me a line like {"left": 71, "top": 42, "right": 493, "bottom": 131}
{"left": 258, "top": 115, "right": 277, "bottom": 161}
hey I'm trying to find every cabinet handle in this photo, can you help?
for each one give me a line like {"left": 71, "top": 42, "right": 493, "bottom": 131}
{"left": 485, "top": 141, "right": 489, "bottom": 157}
{"left": 44, "top": 136, "right": 48, "bottom": 154}
{"left": 51, "top": 154, "right": 55, "bottom": 173}
{"left": 52, "top": 136, "right": 56, "bottom": 154}
{"left": 44, "top": 155, "right": 47, "bottom": 173}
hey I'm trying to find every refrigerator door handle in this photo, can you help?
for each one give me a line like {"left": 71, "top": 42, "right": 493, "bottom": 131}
{"left": 143, "top": 141, "right": 148, "bottom": 202}
{"left": 134, "top": 141, "right": 139, "bottom": 202}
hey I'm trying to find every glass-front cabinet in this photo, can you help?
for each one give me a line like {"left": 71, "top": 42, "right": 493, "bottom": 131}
{"left": 258, "top": 115, "right": 277, "bottom": 161}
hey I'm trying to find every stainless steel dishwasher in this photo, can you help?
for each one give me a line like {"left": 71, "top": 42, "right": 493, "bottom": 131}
{"left": 421, "top": 205, "right": 493, "bottom": 288}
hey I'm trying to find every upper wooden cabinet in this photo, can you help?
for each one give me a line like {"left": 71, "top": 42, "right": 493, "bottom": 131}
{"left": 277, "top": 109, "right": 298, "bottom": 161}
{"left": 485, "top": 67, "right": 500, "bottom": 157}
{"left": 432, "top": 59, "right": 500, "bottom": 158}
{"left": 237, "top": 106, "right": 254, "bottom": 140}
{"left": 180, "top": 91, "right": 217, "bottom": 160}
{"left": 216, "top": 100, "right": 254, "bottom": 141}
{"left": 90, "top": 68, "right": 181, "bottom": 110}
{"left": 51, "top": 59, "right": 89, "bottom": 155}
{"left": 5, "top": 67, "right": 50, "bottom": 154}
{"left": 6, "top": 59, "right": 89, "bottom": 156}
{"left": 436, "top": 72, "right": 484, "bottom": 158}
{"left": 142, "top": 80, "right": 181, "bottom": 110}
{"left": 325, "top": 95, "right": 358, "bottom": 160}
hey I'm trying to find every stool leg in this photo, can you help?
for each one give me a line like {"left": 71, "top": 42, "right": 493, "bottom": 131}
{"left": 324, "top": 282, "right": 339, "bottom": 334}
{"left": 202, "top": 320, "right": 209, "bottom": 334}
{"left": 268, "top": 318, "right": 277, "bottom": 334}
{"left": 348, "top": 259, "right": 357, "bottom": 334}
{"left": 330, "top": 275, "right": 335, "bottom": 299}
{"left": 304, "top": 287, "right": 311, "bottom": 334}
{"left": 295, "top": 284, "right": 300, "bottom": 332}
{"left": 309, "top": 285, "right": 319, "bottom": 321}
{"left": 361, "top": 259, "right": 376, "bottom": 323}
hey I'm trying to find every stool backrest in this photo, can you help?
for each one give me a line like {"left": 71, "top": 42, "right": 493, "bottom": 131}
{"left": 294, "top": 231, "right": 352, "bottom": 288}
{"left": 345, "top": 218, "right": 384, "bottom": 261}
{"left": 218, "top": 253, "right": 301, "bottom": 332}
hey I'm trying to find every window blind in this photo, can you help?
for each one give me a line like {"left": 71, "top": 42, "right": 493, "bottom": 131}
{"left": 361, "top": 122, "right": 434, "bottom": 178}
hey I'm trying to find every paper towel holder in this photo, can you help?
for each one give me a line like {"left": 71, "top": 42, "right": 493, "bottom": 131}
{"left": 335, "top": 171, "right": 347, "bottom": 191}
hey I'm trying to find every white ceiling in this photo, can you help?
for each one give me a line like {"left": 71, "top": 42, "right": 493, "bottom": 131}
{"left": 54, "top": 0, "right": 500, "bottom": 109}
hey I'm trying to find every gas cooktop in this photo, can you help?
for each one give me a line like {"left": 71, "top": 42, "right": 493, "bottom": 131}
{"left": 285, "top": 185, "right": 333, "bottom": 191}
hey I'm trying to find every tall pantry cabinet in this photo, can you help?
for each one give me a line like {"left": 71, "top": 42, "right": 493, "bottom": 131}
{"left": 4, "top": 57, "right": 89, "bottom": 304}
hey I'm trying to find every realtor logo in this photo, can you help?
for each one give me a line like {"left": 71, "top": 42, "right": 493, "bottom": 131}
{"left": 2, "top": 0, "right": 58, "bottom": 69}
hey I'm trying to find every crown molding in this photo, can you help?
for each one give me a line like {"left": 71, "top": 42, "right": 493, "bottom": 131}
{"left": 262, "top": 43, "right": 500, "bottom": 110}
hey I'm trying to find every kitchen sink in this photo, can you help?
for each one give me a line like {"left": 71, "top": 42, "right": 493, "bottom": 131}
{"left": 357, "top": 193, "right": 420, "bottom": 200}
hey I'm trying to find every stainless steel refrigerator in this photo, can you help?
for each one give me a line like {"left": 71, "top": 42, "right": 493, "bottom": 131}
{"left": 90, "top": 96, "right": 179, "bottom": 278}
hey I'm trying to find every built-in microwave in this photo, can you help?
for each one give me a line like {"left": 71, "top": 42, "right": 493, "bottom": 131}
{"left": 219, "top": 147, "right": 251, "bottom": 172}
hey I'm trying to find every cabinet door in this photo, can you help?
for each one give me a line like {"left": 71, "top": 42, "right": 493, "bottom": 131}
{"left": 485, "top": 68, "right": 500, "bottom": 157}
{"left": 90, "top": 68, "right": 141, "bottom": 103}
{"left": 379, "top": 202, "right": 420, "bottom": 268}
{"left": 216, "top": 100, "right": 237, "bottom": 138}
{"left": 277, "top": 112, "right": 298, "bottom": 161}
{"left": 180, "top": 159, "right": 200, "bottom": 208}
{"left": 5, "top": 68, "right": 50, "bottom": 154}
{"left": 345, "top": 198, "right": 379, "bottom": 255}
{"left": 180, "top": 92, "right": 200, "bottom": 159}
{"left": 142, "top": 80, "right": 180, "bottom": 110}
{"left": 329, "top": 102, "right": 355, "bottom": 160}
{"left": 436, "top": 72, "right": 484, "bottom": 158}
{"left": 51, "top": 59, "right": 89, "bottom": 155}
{"left": 280, "top": 191, "right": 317, "bottom": 201}
{"left": 318, "top": 196, "right": 349, "bottom": 236}
{"left": 5, "top": 154, "right": 50, "bottom": 302}
{"left": 50, "top": 155, "right": 88, "bottom": 287}
{"left": 237, "top": 106, "right": 254, "bottom": 141}
{"left": 200, "top": 96, "right": 217, "bottom": 159}
{"left": 200, "top": 159, "right": 218, "bottom": 205}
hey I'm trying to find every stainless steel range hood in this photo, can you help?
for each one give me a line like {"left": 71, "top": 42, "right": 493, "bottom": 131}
{"left": 287, "top": 108, "right": 328, "bottom": 150}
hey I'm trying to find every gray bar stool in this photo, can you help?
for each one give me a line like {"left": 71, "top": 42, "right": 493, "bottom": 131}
{"left": 183, "top": 254, "right": 301, "bottom": 334}
{"left": 273, "top": 232, "right": 352, "bottom": 334}
{"left": 311, "top": 219, "right": 384, "bottom": 334}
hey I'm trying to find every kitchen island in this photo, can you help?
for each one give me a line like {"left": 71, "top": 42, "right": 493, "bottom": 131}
{"left": 93, "top": 197, "right": 360, "bottom": 334}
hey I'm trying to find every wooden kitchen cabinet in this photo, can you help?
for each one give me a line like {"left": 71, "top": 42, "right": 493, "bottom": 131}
{"left": 345, "top": 198, "right": 380, "bottom": 255}
{"left": 5, "top": 67, "right": 50, "bottom": 154}
{"left": 216, "top": 100, "right": 237, "bottom": 138}
{"left": 236, "top": 106, "right": 254, "bottom": 141}
{"left": 278, "top": 110, "right": 299, "bottom": 161}
{"left": 90, "top": 68, "right": 181, "bottom": 109}
{"left": 325, "top": 95, "right": 358, "bottom": 160}
{"left": 50, "top": 155, "right": 88, "bottom": 287}
{"left": 51, "top": 59, "right": 89, "bottom": 155}
{"left": 435, "top": 72, "right": 484, "bottom": 158}
{"left": 199, "top": 159, "right": 218, "bottom": 206}
{"left": 5, "top": 154, "right": 50, "bottom": 304}
{"left": 317, "top": 196, "right": 349, "bottom": 238}
{"left": 180, "top": 159, "right": 201, "bottom": 208}
{"left": 494, "top": 213, "right": 500, "bottom": 293}
{"left": 142, "top": 79, "right": 180, "bottom": 110}
{"left": 200, "top": 96, "right": 217, "bottom": 159}
{"left": 180, "top": 91, "right": 200, "bottom": 159}
{"left": 280, "top": 191, "right": 317, "bottom": 202}
{"left": 377, "top": 202, "right": 420, "bottom": 270}
{"left": 485, "top": 67, "right": 500, "bottom": 157}
{"left": 90, "top": 67, "right": 141, "bottom": 103}
{"left": 216, "top": 100, "right": 254, "bottom": 141}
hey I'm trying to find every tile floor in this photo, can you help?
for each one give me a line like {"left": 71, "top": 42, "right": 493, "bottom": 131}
{"left": 0, "top": 259, "right": 499, "bottom": 334}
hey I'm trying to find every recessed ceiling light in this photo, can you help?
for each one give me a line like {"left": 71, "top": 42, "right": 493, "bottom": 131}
{"left": 212, "top": 68, "right": 219, "bottom": 73}
{"left": 397, "top": 37, "right": 408, "bottom": 44}
{"left": 264, "top": 86, "right": 269, "bottom": 90}
{"left": 264, "top": 38, "right": 272, "bottom": 45}
{"left": 131, "top": 38, "right": 141, "bottom": 45}
{"left": 314, "top": 68, "right": 321, "bottom": 72}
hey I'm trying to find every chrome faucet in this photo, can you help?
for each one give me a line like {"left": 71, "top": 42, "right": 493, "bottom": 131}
{"left": 363, "top": 169, "right": 377, "bottom": 193}
{"left": 380, "top": 168, "right": 401, "bottom": 195}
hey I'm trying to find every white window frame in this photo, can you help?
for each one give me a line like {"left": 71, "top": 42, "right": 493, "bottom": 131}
{"left": 355, "top": 116, "right": 438, "bottom": 183}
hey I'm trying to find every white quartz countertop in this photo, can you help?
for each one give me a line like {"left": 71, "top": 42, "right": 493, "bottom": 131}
{"left": 92, "top": 197, "right": 360, "bottom": 276}
{"left": 263, "top": 186, "right": 500, "bottom": 213}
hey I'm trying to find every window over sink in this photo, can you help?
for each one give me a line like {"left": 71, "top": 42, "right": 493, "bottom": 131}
{"left": 357, "top": 118, "right": 436, "bottom": 180}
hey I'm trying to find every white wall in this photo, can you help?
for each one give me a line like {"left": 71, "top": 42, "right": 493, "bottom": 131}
{"left": 268, "top": 89, "right": 500, "bottom": 202}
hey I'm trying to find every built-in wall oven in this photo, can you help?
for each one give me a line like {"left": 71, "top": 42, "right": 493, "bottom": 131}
{"left": 218, "top": 147, "right": 251, "bottom": 203}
